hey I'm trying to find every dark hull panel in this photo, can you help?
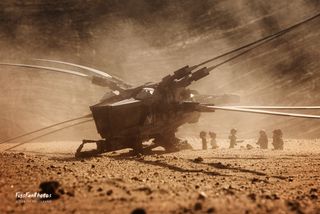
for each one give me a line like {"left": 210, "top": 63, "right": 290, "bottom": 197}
{"left": 91, "top": 98, "right": 144, "bottom": 138}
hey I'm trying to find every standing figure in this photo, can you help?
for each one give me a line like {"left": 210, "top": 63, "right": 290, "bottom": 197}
{"left": 209, "top": 131, "right": 218, "bottom": 149}
{"left": 256, "top": 130, "right": 268, "bottom": 149}
{"left": 200, "top": 131, "right": 207, "bottom": 150}
{"left": 272, "top": 129, "right": 284, "bottom": 150}
{"left": 229, "top": 128, "right": 237, "bottom": 148}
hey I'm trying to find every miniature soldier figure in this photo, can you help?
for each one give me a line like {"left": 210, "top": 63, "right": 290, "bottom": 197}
{"left": 256, "top": 130, "right": 268, "bottom": 149}
{"left": 272, "top": 129, "right": 284, "bottom": 150}
{"left": 209, "top": 131, "right": 218, "bottom": 149}
{"left": 200, "top": 131, "right": 207, "bottom": 150}
{"left": 229, "top": 128, "right": 237, "bottom": 148}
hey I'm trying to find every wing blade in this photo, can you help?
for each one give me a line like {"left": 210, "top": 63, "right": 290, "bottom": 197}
{"left": 210, "top": 105, "right": 320, "bottom": 110}
{"left": 0, "top": 62, "right": 88, "bottom": 77}
{"left": 0, "top": 62, "right": 125, "bottom": 90}
{"left": 4, "top": 118, "right": 93, "bottom": 151}
{"left": 35, "top": 59, "right": 132, "bottom": 88}
{"left": 0, "top": 114, "right": 92, "bottom": 144}
{"left": 35, "top": 58, "right": 112, "bottom": 78}
{"left": 204, "top": 106, "right": 320, "bottom": 119}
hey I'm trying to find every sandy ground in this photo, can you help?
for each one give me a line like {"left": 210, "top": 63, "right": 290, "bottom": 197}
{"left": 0, "top": 139, "right": 320, "bottom": 214}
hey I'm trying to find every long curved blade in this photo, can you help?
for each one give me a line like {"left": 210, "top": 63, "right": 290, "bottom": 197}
{"left": 224, "top": 106, "right": 320, "bottom": 110}
{"left": 195, "top": 11, "right": 320, "bottom": 68}
{"left": 4, "top": 119, "right": 93, "bottom": 151}
{"left": 0, "top": 63, "right": 88, "bottom": 77}
{"left": 0, "top": 62, "right": 125, "bottom": 89}
{"left": 0, "top": 114, "right": 92, "bottom": 144}
{"left": 35, "top": 59, "right": 132, "bottom": 88}
{"left": 35, "top": 59, "right": 112, "bottom": 78}
{"left": 204, "top": 106, "right": 320, "bottom": 119}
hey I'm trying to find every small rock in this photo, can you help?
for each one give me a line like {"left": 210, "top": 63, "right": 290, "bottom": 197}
{"left": 106, "top": 190, "right": 113, "bottom": 196}
{"left": 39, "top": 181, "right": 60, "bottom": 200}
{"left": 286, "top": 200, "right": 302, "bottom": 213}
{"left": 91, "top": 164, "right": 95, "bottom": 168}
{"left": 247, "top": 193, "right": 256, "bottom": 201}
{"left": 58, "top": 188, "right": 65, "bottom": 195}
{"left": 207, "top": 207, "right": 216, "bottom": 213}
{"left": 66, "top": 190, "right": 75, "bottom": 197}
{"left": 194, "top": 202, "right": 202, "bottom": 211}
{"left": 97, "top": 187, "right": 103, "bottom": 192}
{"left": 310, "top": 194, "right": 318, "bottom": 200}
{"left": 194, "top": 157, "right": 204, "bottom": 163}
{"left": 246, "top": 144, "right": 253, "bottom": 150}
{"left": 251, "top": 178, "right": 260, "bottom": 184}
{"left": 131, "top": 177, "right": 142, "bottom": 182}
{"left": 271, "top": 193, "right": 280, "bottom": 200}
{"left": 310, "top": 188, "right": 317, "bottom": 194}
{"left": 182, "top": 207, "right": 191, "bottom": 213}
{"left": 18, "top": 152, "right": 26, "bottom": 158}
{"left": 136, "top": 187, "right": 152, "bottom": 195}
{"left": 131, "top": 208, "right": 146, "bottom": 214}
{"left": 198, "top": 191, "right": 207, "bottom": 200}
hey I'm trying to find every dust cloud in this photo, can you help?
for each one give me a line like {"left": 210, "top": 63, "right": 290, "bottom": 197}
{"left": 0, "top": 0, "right": 320, "bottom": 145}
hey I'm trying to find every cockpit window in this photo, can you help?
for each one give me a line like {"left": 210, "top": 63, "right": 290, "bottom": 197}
{"left": 136, "top": 87, "right": 155, "bottom": 100}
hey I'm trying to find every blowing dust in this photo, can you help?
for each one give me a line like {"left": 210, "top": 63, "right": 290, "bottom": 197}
{"left": 0, "top": 0, "right": 320, "bottom": 151}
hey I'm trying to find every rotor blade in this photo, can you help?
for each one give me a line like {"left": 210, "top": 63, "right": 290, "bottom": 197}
{"left": 221, "top": 106, "right": 320, "bottom": 110}
{"left": 195, "top": 11, "right": 320, "bottom": 68}
{"left": 0, "top": 63, "right": 88, "bottom": 77}
{"left": 4, "top": 119, "right": 93, "bottom": 151}
{"left": 206, "top": 30, "right": 287, "bottom": 72}
{"left": 34, "top": 59, "right": 132, "bottom": 88}
{"left": 204, "top": 106, "right": 320, "bottom": 119}
{"left": 35, "top": 58, "right": 112, "bottom": 78}
{"left": 0, "top": 62, "right": 124, "bottom": 89}
{"left": 0, "top": 114, "right": 92, "bottom": 144}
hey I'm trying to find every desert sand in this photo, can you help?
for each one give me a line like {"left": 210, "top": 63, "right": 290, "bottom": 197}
{"left": 0, "top": 139, "right": 319, "bottom": 214}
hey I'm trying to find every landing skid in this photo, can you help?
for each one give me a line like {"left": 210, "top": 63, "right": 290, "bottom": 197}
{"left": 75, "top": 136, "right": 193, "bottom": 158}
{"left": 75, "top": 139, "right": 162, "bottom": 158}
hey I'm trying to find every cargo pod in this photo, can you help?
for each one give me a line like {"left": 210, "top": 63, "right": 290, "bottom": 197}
{"left": 90, "top": 98, "right": 144, "bottom": 139}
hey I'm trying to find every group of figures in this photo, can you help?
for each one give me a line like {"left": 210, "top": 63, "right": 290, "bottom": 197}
{"left": 199, "top": 131, "right": 219, "bottom": 150}
{"left": 199, "top": 129, "right": 284, "bottom": 150}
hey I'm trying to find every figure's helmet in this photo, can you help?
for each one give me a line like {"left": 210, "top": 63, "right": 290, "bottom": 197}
{"left": 273, "top": 129, "right": 282, "bottom": 136}
{"left": 209, "top": 131, "right": 216, "bottom": 138}
{"left": 200, "top": 131, "right": 207, "bottom": 138}
{"left": 230, "top": 128, "right": 237, "bottom": 134}
{"left": 259, "top": 129, "right": 266, "bottom": 135}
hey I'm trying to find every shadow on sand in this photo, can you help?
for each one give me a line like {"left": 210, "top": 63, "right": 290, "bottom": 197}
{"left": 109, "top": 151, "right": 229, "bottom": 177}
{"left": 46, "top": 149, "right": 289, "bottom": 180}
{"left": 194, "top": 161, "right": 288, "bottom": 180}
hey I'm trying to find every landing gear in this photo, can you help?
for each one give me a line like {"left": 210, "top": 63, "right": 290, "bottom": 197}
{"left": 75, "top": 137, "right": 146, "bottom": 157}
{"left": 75, "top": 139, "right": 106, "bottom": 158}
{"left": 155, "top": 131, "right": 193, "bottom": 152}
{"left": 75, "top": 132, "right": 193, "bottom": 158}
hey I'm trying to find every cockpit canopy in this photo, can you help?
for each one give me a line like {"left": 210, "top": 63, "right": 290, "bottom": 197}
{"left": 135, "top": 87, "right": 155, "bottom": 100}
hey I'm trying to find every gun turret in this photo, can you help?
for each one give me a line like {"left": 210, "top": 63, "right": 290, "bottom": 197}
{"left": 160, "top": 65, "right": 193, "bottom": 87}
{"left": 175, "top": 67, "right": 209, "bottom": 88}
{"left": 159, "top": 66, "right": 209, "bottom": 89}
